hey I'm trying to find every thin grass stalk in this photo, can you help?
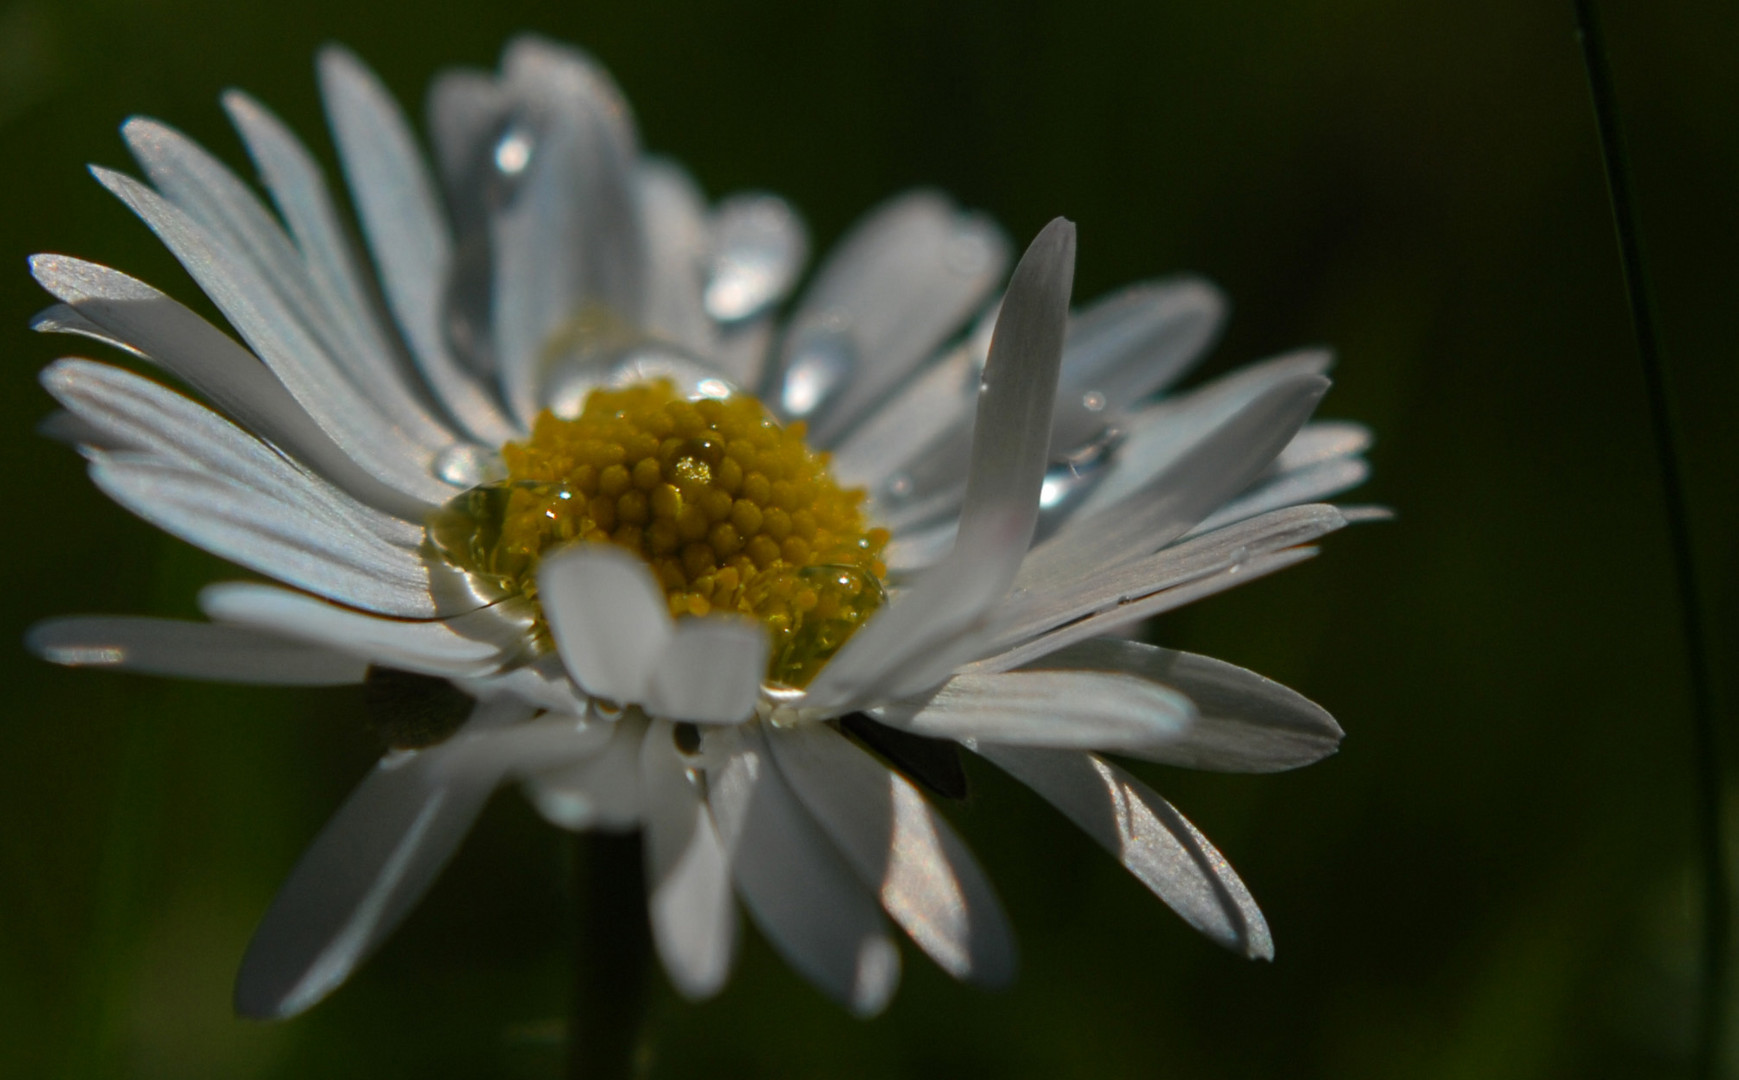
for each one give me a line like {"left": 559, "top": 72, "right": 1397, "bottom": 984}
{"left": 1570, "top": 2, "right": 1727, "bottom": 1074}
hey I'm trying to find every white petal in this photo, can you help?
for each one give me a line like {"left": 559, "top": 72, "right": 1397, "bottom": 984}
{"left": 705, "top": 191, "right": 807, "bottom": 327}
{"left": 874, "top": 667, "right": 1197, "bottom": 756}
{"left": 988, "top": 503, "right": 1348, "bottom": 653}
{"left": 840, "top": 307, "right": 1000, "bottom": 525}
{"left": 199, "top": 582, "right": 504, "bottom": 677}
{"left": 433, "top": 711, "right": 613, "bottom": 785}
{"left": 712, "top": 320, "right": 775, "bottom": 400}
{"left": 776, "top": 191, "right": 1009, "bottom": 444}
{"left": 1050, "top": 277, "right": 1226, "bottom": 452}
{"left": 42, "top": 360, "right": 422, "bottom": 552}
{"left": 27, "top": 615, "right": 366, "bottom": 685}
{"left": 640, "top": 717, "right": 738, "bottom": 999}
{"left": 637, "top": 160, "right": 716, "bottom": 358}
{"left": 1015, "top": 371, "right": 1328, "bottom": 595}
{"left": 89, "top": 454, "right": 437, "bottom": 618}
{"left": 1073, "top": 348, "right": 1333, "bottom": 520}
{"left": 882, "top": 518, "right": 960, "bottom": 575}
{"left": 1188, "top": 455, "right": 1369, "bottom": 536}
{"left": 120, "top": 118, "right": 332, "bottom": 366}
{"left": 1015, "top": 639, "right": 1343, "bottom": 773}
{"left": 455, "top": 652, "right": 592, "bottom": 716}
{"left": 224, "top": 92, "right": 509, "bottom": 450}
{"left": 977, "top": 744, "right": 1272, "bottom": 959}
{"left": 951, "top": 216, "right": 1076, "bottom": 566}
{"left": 830, "top": 326, "right": 985, "bottom": 491}
{"left": 1339, "top": 505, "right": 1394, "bottom": 524}
{"left": 802, "top": 219, "right": 1076, "bottom": 711}
{"left": 418, "top": 65, "right": 510, "bottom": 390}
{"left": 644, "top": 617, "right": 767, "bottom": 723}
{"left": 36, "top": 408, "right": 109, "bottom": 449}
{"left": 30, "top": 255, "right": 429, "bottom": 518}
{"left": 524, "top": 711, "right": 648, "bottom": 830}
{"left": 703, "top": 724, "right": 901, "bottom": 1016}
{"left": 1274, "top": 420, "right": 1371, "bottom": 472}
{"left": 42, "top": 357, "right": 294, "bottom": 479}
{"left": 234, "top": 695, "right": 535, "bottom": 1018}
{"left": 424, "top": 66, "right": 507, "bottom": 194}
{"left": 537, "top": 545, "right": 673, "bottom": 704}
{"left": 767, "top": 723, "right": 1015, "bottom": 987}
{"left": 979, "top": 546, "right": 1321, "bottom": 674}
{"left": 492, "top": 35, "right": 645, "bottom": 425}
{"left": 222, "top": 93, "right": 391, "bottom": 369}
{"left": 315, "top": 49, "right": 518, "bottom": 445}
{"left": 125, "top": 114, "right": 460, "bottom": 453}
{"left": 29, "top": 301, "right": 143, "bottom": 356}
{"left": 89, "top": 167, "right": 452, "bottom": 505}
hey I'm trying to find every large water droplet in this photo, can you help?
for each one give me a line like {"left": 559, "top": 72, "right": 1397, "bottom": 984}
{"left": 753, "top": 562, "right": 887, "bottom": 689}
{"left": 426, "top": 481, "right": 530, "bottom": 600}
{"left": 538, "top": 309, "right": 741, "bottom": 418}
{"left": 705, "top": 194, "right": 807, "bottom": 324}
{"left": 1050, "top": 383, "right": 1124, "bottom": 459}
{"left": 1036, "top": 424, "right": 1125, "bottom": 538}
{"left": 780, "top": 320, "right": 855, "bottom": 418}
{"left": 433, "top": 443, "right": 507, "bottom": 488}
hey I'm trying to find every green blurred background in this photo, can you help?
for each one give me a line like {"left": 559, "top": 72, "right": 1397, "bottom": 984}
{"left": 3, "top": 0, "right": 1736, "bottom": 1076}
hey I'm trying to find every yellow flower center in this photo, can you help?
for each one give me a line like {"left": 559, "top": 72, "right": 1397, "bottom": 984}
{"left": 431, "top": 380, "right": 889, "bottom": 688}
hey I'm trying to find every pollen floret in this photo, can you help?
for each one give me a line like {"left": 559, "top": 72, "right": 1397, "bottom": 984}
{"left": 446, "top": 379, "right": 889, "bottom": 687}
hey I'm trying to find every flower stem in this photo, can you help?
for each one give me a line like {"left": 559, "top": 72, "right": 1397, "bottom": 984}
{"left": 568, "top": 830, "right": 651, "bottom": 1080}
{"left": 1569, "top": 3, "right": 1727, "bottom": 1075}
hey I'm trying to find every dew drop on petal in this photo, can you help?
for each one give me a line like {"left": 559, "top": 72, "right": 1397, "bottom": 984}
{"left": 705, "top": 194, "right": 807, "bottom": 324}
{"left": 781, "top": 322, "right": 855, "bottom": 418}
{"left": 433, "top": 444, "right": 507, "bottom": 488}
{"left": 1037, "top": 425, "right": 1125, "bottom": 513}
{"left": 493, "top": 122, "right": 536, "bottom": 178}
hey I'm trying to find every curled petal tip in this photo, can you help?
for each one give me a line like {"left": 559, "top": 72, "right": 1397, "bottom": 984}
{"left": 1029, "top": 216, "right": 1077, "bottom": 265}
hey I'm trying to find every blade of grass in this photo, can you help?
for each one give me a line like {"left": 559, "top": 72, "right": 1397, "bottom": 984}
{"left": 1569, "top": 3, "right": 1726, "bottom": 1075}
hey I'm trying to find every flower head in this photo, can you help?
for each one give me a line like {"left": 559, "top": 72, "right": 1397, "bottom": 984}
{"left": 28, "top": 36, "right": 1374, "bottom": 1018}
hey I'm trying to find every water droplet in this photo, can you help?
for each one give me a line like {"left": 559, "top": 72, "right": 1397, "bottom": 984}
{"left": 780, "top": 321, "right": 854, "bottom": 418}
{"left": 493, "top": 122, "right": 535, "bottom": 178}
{"left": 672, "top": 454, "right": 713, "bottom": 486}
{"left": 433, "top": 444, "right": 507, "bottom": 488}
{"left": 756, "top": 562, "right": 887, "bottom": 687}
{"left": 539, "top": 309, "right": 740, "bottom": 418}
{"left": 1037, "top": 425, "right": 1125, "bottom": 516}
{"left": 1038, "top": 471, "right": 1072, "bottom": 510}
{"left": 426, "top": 481, "right": 532, "bottom": 599}
{"left": 705, "top": 194, "right": 807, "bottom": 323}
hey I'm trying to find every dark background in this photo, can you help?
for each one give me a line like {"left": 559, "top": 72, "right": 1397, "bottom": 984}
{"left": 3, "top": 0, "right": 1736, "bottom": 1076}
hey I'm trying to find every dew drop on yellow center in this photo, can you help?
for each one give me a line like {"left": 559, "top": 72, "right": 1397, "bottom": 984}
{"left": 430, "top": 380, "right": 889, "bottom": 688}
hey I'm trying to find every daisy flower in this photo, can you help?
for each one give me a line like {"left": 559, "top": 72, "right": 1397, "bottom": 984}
{"left": 27, "top": 36, "right": 1374, "bottom": 1019}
